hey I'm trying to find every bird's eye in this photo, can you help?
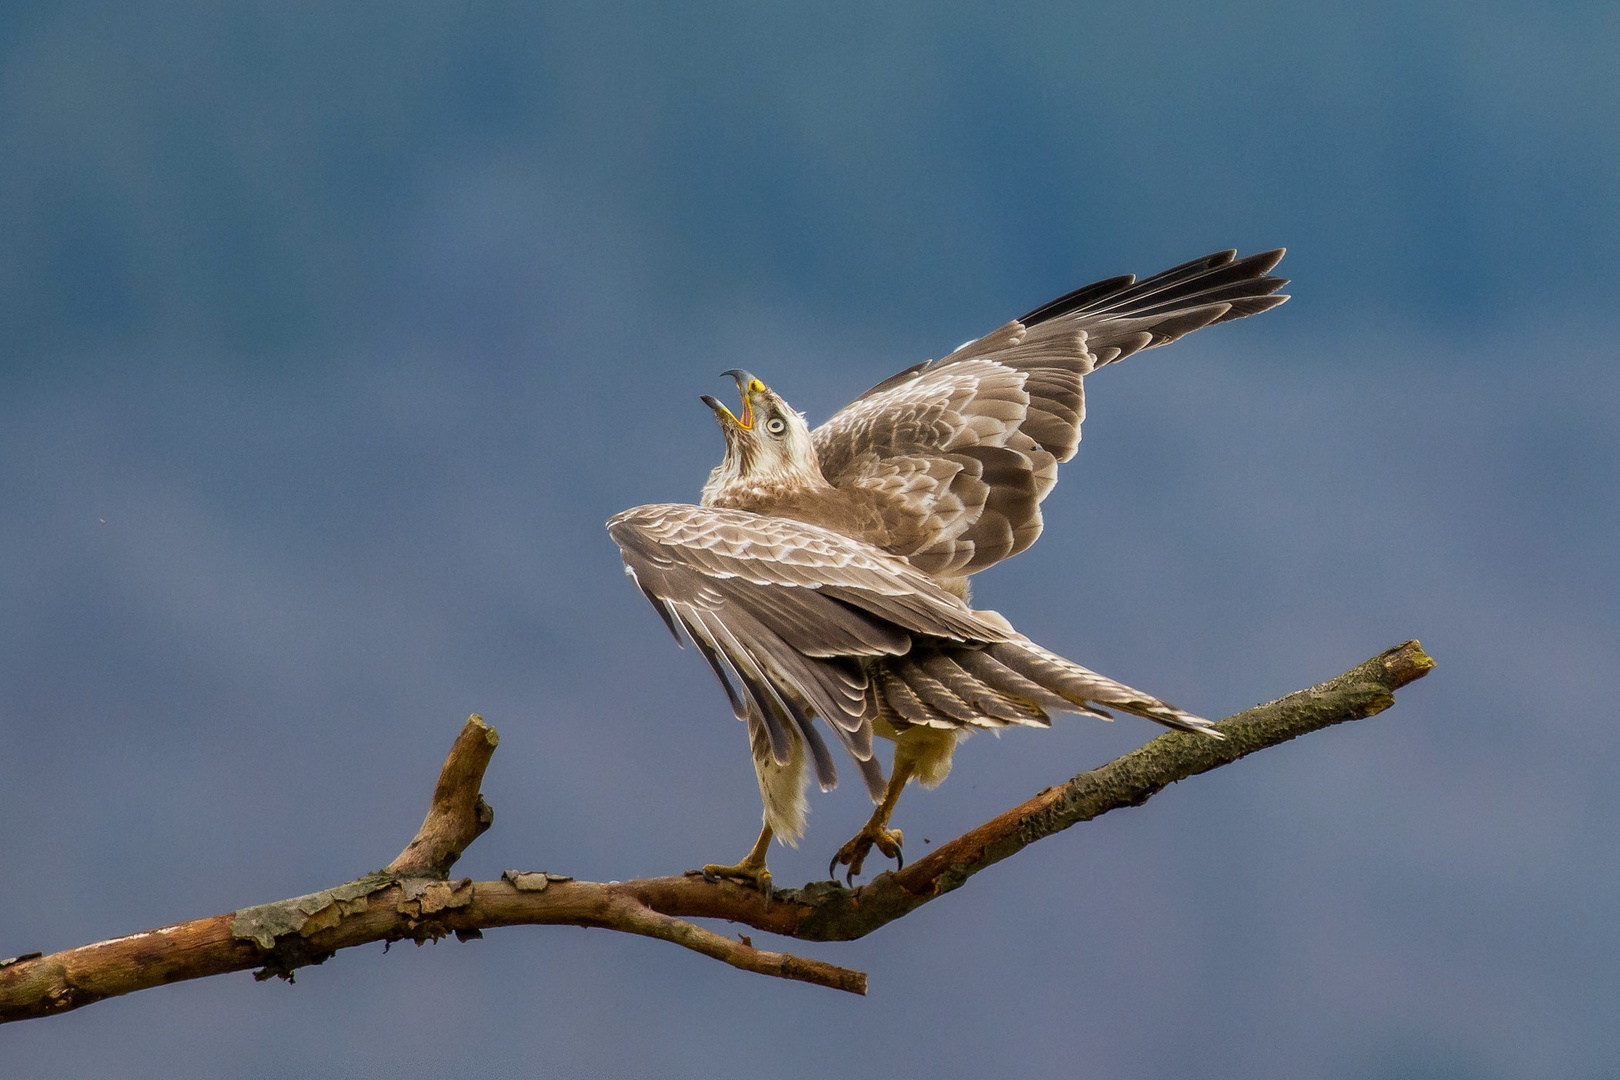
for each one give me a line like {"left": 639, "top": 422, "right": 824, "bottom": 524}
{"left": 764, "top": 416, "right": 787, "bottom": 435}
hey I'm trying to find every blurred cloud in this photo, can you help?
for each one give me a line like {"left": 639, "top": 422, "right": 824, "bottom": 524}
{"left": 2, "top": 3, "right": 1617, "bottom": 1078}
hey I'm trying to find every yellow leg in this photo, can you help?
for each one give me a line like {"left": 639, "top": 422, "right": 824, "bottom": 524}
{"left": 829, "top": 756, "right": 916, "bottom": 883}
{"left": 698, "top": 823, "right": 774, "bottom": 893}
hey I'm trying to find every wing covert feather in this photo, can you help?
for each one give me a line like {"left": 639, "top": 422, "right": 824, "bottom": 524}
{"left": 608, "top": 503, "right": 1017, "bottom": 794}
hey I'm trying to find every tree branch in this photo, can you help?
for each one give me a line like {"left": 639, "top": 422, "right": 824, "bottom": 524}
{"left": 385, "top": 714, "right": 498, "bottom": 878}
{"left": 0, "top": 641, "right": 1432, "bottom": 1023}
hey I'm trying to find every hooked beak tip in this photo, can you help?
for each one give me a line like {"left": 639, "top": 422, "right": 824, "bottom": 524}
{"left": 714, "top": 370, "right": 759, "bottom": 429}
{"left": 720, "top": 369, "right": 765, "bottom": 394}
{"left": 701, "top": 393, "right": 742, "bottom": 428}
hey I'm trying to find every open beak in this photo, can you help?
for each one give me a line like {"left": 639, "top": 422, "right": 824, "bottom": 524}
{"left": 702, "top": 369, "right": 764, "bottom": 429}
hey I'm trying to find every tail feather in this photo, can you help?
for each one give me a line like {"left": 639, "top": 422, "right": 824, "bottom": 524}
{"left": 987, "top": 639, "right": 1222, "bottom": 737}
{"left": 872, "top": 638, "right": 1222, "bottom": 739}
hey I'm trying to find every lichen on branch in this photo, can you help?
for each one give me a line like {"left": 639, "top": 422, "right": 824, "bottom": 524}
{"left": 0, "top": 642, "right": 1433, "bottom": 1023}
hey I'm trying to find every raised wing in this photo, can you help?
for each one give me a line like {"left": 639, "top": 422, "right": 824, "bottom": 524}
{"left": 607, "top": 503, "right": 1010, "bottom": 800}
{"left": 813, "top": 249, "right": 1288, "bottom": 577}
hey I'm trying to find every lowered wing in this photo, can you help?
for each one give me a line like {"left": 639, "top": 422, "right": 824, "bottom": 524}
{"left": 607, "top": 503, "right": 1011, "bottom": 800}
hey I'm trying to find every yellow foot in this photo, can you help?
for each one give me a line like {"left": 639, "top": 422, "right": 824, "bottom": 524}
{"left": 828, "top": 823, "right": 904, "bottom": 884}
{"left": 691, "top": 859, "right": 773, "bottom": 896}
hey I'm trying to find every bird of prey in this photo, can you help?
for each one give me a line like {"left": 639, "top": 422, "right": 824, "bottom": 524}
{"left": 609, "top": 249, "right": 1288, "bottom": 889}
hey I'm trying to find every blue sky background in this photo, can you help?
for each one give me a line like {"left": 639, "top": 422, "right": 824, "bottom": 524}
{"left": 3, "top": 4, "right": 1617, "bottom": 1078}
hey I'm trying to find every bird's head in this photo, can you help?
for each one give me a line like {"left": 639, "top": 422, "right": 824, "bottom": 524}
{"left": 701, "top": 369, "right": 821, "bottom": 489}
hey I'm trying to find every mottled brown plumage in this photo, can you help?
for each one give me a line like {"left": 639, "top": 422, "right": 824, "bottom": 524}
{"left": 608, "top": 249, "right": 1289, "bottom": 885}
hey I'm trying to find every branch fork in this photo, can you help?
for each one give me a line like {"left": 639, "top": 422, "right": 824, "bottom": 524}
{"left": 0, "top": 641, "right": 1434, "bottom": 1023}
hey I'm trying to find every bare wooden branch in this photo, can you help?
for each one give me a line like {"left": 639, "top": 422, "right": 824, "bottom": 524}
{"left": 386, "top": 714, "right": 498, "bottom": 878}
{"left": 614, "top": 640, "right": 1438, "bottom": 942}
{"left": 0, "top": 641, "right": 1432, "bottom": 1024}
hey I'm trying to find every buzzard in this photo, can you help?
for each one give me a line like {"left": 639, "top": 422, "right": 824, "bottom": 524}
{"left": 609, "top": 249, "right": 1288, "bottom": 889}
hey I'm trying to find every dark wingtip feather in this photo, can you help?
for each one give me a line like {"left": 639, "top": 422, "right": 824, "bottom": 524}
{"left": 1215, "top": 292, "right": 1289, "bottom": 323}
{"left": 1019, "top": 248, "right": 1287, "bottom": 330}
{"left": 1249, "top": 247, "right": 1286, "bottom": 275}
{"left": 1018, "top": 273, "right": 1137, "bottom": 326}
{"left": 637, "top": 583, "right": 687, "bottom": 645}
